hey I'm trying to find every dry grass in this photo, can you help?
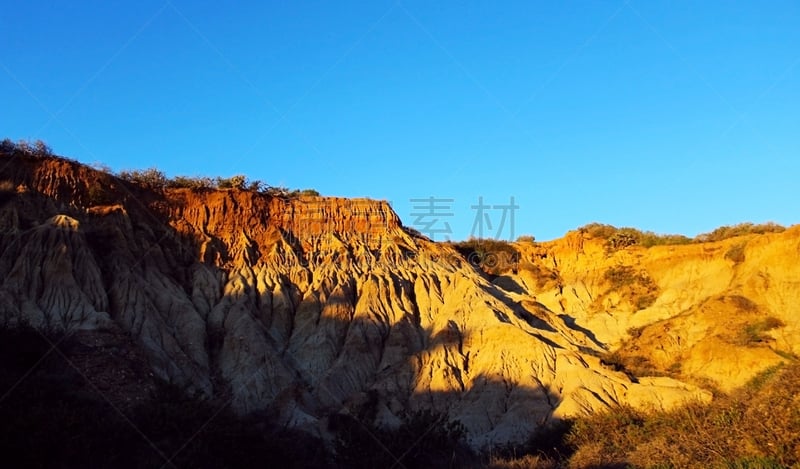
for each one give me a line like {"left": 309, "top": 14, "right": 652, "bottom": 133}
{"left": 567, "top": 364, "right": 800, "bottom": 468}
{"left": 495, "top": 364, "right": 800, "bottom": 468}
{"left": 487, "top": 453, "right": 557, "bottom": 469}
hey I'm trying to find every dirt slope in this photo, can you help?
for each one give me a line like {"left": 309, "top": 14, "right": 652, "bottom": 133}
{"left": 504, "top": 225, "right": 800, "bottom": 392}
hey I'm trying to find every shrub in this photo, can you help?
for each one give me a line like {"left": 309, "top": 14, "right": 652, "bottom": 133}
{"left": 90, "top": 162, "right": 114, "bottom": 174}
{"left": 32, "top": 139, "right": 52, "bottom": 157}
{"left": 403, "top": 225, "right": 427, "bottom": 239}
{"left": 0, "top": 138, "right": 16, "bottom": 154}
{"left": 215, "top": 174, "right": 247, "bottom": 189}
{"left": 167, "top": 175, "right": 215, "bottom": 189}
{"left": 635, "top": 292, "right": 658, "bottom": 310}
{"left": 487, "top": 453, "right": 557, "bottom": 469}
{"left": 601, "top": 266, "right": 659, "bottom": 311}
{"left": 246, "top": 179, "right": 263, "bottom": 191}
{"left": 578, "top": 223, "right": 618, "bottom": 239}
{"left": 608, "top": 230, "right": 639, "bottom": 250}
{"left": 118, "top": 167, "right": 168, "bottom": 189}
{"left": 696, "top": 223, "right": 785, "bottom": 243}
{"left": 726, "top": 295, "right": 759, "bottom": 313}
{"left": 735, "top": 317, "right": 785, "bottom": 346}
{"left": 451, "top": 238, "right": 520, "bottom": 275}
{"left": 263, "top": 185, "right": 291, "bottom": 197}
{"left": 579, "top": 223, "right": 693, "bottom": 251}
{"left": 725, "top": 242, "right": 747, "bottom": 263}
{"left": 2, "top": 138, "right": 53, "bottom": 157}
{"left": 516, "top": 234, "right": 536, "bottom": 243}
{"left": 603, "top": 266, "right": 639, "bottom": 289}
{"left": 87, "top": 182, "right": 112, "bottom": 206}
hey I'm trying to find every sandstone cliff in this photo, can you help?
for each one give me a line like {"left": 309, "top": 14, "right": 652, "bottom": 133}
{"left": 0, "top": 152, "right": 711, "bottom": 448}
{"left": 504, "top": 225, "right": 800, "bottom": 392}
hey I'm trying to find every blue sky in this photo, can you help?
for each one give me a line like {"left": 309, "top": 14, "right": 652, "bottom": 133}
{"left": 2, "top": 1, "right": 798, "bottom": 241}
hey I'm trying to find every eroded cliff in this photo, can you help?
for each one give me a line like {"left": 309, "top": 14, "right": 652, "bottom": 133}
{"left": 0, "top": 152, "right": 709, "bottom": 448}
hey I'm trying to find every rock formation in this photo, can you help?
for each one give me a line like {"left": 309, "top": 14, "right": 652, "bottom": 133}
{"left": 0, "top": 152, "right": 713, "bottom": 448}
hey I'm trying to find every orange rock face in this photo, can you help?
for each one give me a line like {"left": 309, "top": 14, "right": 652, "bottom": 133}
{"left": 0, "top": 152, "right": 716, "bottom": 448}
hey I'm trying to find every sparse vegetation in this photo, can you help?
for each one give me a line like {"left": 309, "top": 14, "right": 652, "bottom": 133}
{"left": 118, "top": 167, "right": 169, "bottom": 189}
{"left": 166, "top": 175, "right": 215, "bottom": 190}
{"left": 518, "top": 261, "right": 561, "bottom": 290}
{"left": 87, "top": 182, "right": 112, "bottom": 206}
{"left": 604, "top": 265, "right": 641, "bottom": 289}
{"left": 601, "top": 266, "right": 659, "bottom": 310}
{"left": 735, "top": 317, "right": 785, "bottom": 346}
{"left": 725, "top": 241, "right": 747, "bottom": 263}
{"left": 0, "top": 138, "right": 53, "bottom": 157}
{"left": 1, "top": 138, "right": 321, "bottom": 198}
{"left": 697, "top": 222, "right": 786, "bottom": 242}
{"left": 451, "top": 238, "right": 520, "bottom": 275}
{"left": 726, "top": 294, "right": 760, "bottom": 313}
{"left": 214, "top": 174, "right": 247, "bottom": 189}
{"left": 600, "top": 349, "right": 667, "bottom": 379}
{"left": 580, "top": 223, "right": 693, "bottom": 250}
{"left": 544, "top": 363, "right": 800, "bottom": 468}
{"left": 578, "top": 221, "right": 786, "bottom": 252}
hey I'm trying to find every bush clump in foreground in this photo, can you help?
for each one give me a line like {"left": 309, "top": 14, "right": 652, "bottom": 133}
{"left": 492, "top": 363, "right": 800, "bottom": 469}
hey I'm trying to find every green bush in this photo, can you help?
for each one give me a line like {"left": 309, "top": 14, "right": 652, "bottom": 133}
{"left": 118, "top": 167, "right": 168, "bottom": 189}
{"left": 578, "top": 223, "right": 619, "bottom": 239}
{"left": 215, "top": 174, "right": 247, "bottom": 189}
{"left": 576, "top": 222, "right": 781, "bottom": 251}
{"left": 697, "top": 222, "right": 785, "bottom": 242}
{"left": 167, "top": 175, "right": 215, "bottom": 189}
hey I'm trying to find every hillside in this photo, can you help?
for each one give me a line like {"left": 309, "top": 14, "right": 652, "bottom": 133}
{"left": 493, "top": 224, "right": 800, "bottom": 393}
{"left": 2, "top": 147, "right": 799, "bottom": 467}
{"left": 0, "top": 148, "right": 712, "bottom": 448}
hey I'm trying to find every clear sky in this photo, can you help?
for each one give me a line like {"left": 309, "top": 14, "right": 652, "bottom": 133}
{"left": 2, "top": 1, "right": 798, "bottom": 241}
